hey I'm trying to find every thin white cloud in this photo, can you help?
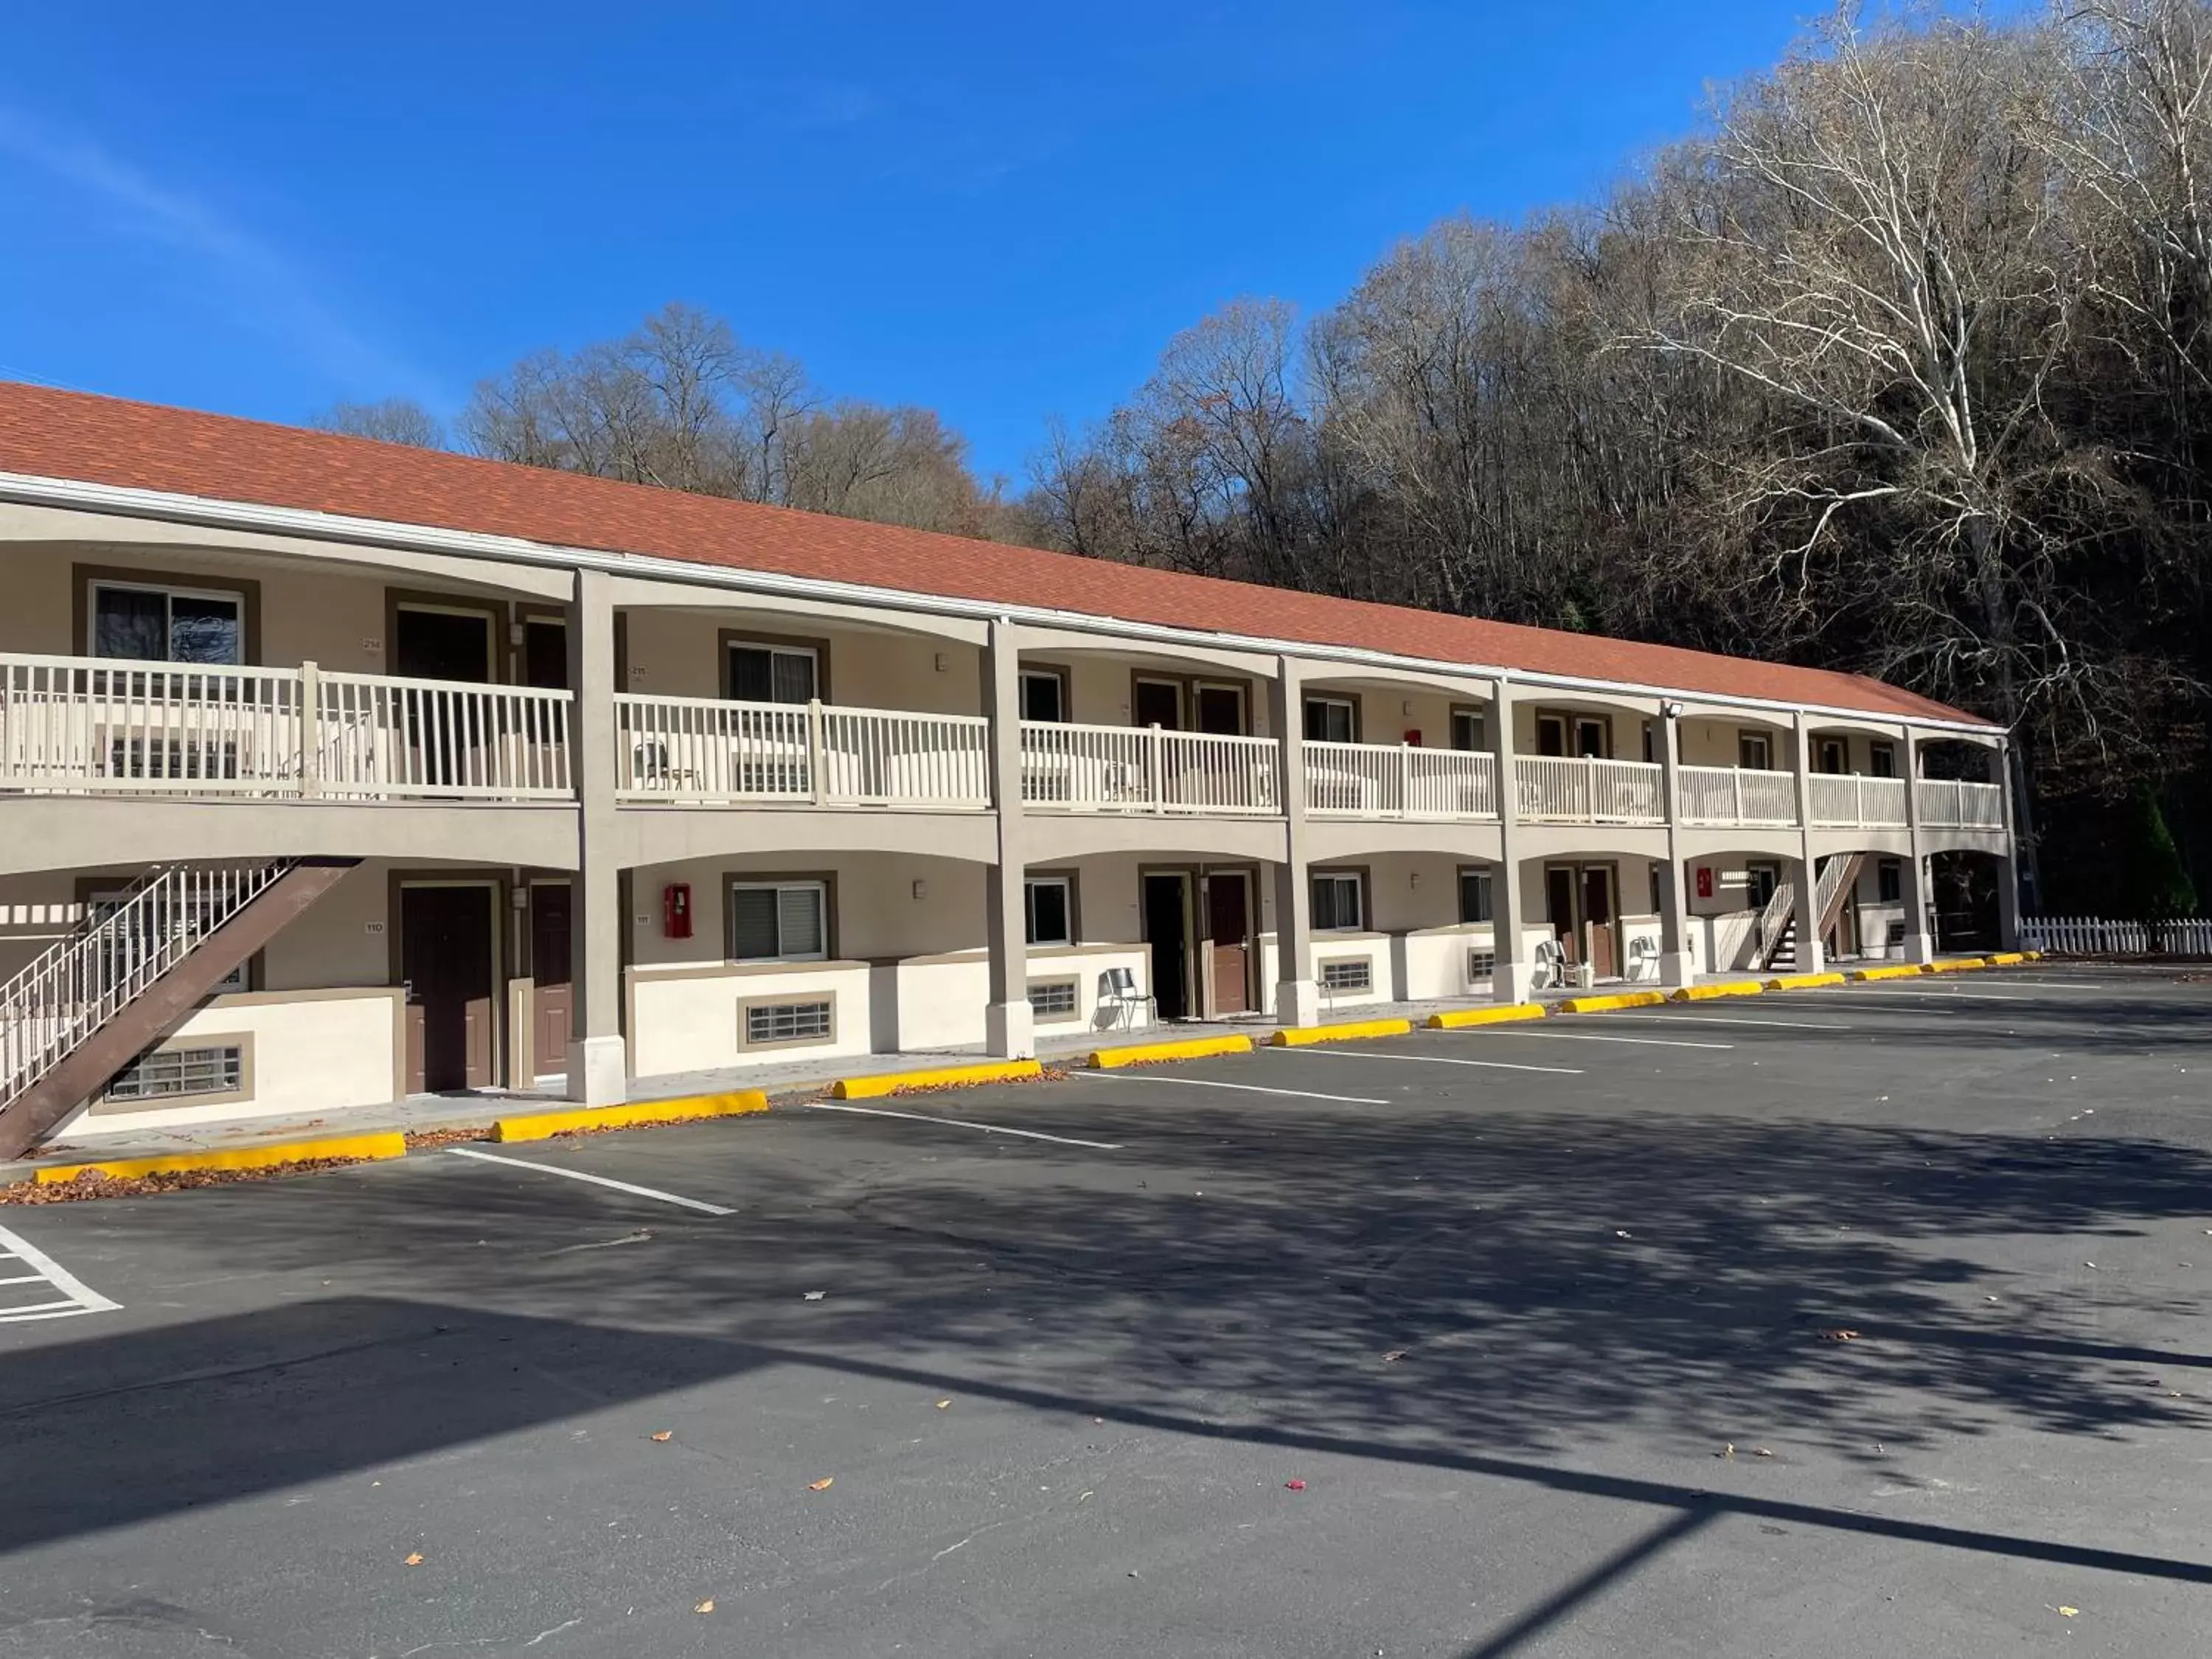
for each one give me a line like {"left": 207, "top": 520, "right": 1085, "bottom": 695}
{"left": 0, "top": 103, "right": 443, "bottom": 405}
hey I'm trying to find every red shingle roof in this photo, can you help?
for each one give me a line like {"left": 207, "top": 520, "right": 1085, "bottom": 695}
{"left": 0, "top": 382, "right": 1989, "bottom": 726}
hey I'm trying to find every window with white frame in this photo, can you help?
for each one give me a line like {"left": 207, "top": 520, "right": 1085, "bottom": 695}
{"left": 1746, "top": 862, "right": 1781, "bottom": 911}
{"left": 726, "top": 641, "right": 818, "bottom": 704}
{"left": 1738, "top": 731, "right": 1773, "bottom": 771}
{"left": 1027, "top": 978, "right": 1080, "bottom": 1020}
{"left": 1303, "top": 697, "right": 1357, "bottom": 743}
{"left": 87, "top": 886, "right": 248, "bottom": 993}
{"left": 1018, "top": 669, "right": 1066, "bottom": 723}
{"left": 1458, "top": 866, "right": 1493, "bottom": 925}
{"left": 1450, "top": 709, "right": 1485, "bottom": 752}
{"left": 1312, "top": 870, "right": 1364, "bottom": 931}
{"left": 728, "top": 880, "right": 828, "bottom": 961}
{"left": 1877, "top": 858, "right": 1902, "bottom": 902}
{"left": 1024, "top": 875, "right": 1074, "bottom": 947}
{"left": 1870, "top": 740, "right": 1897, "bottom": 779}
{"left": 1320, "top": 957, "right": 1373, "bottom": 992}
{"left": 88, "top": 580, "right": 245, "bottom": 664}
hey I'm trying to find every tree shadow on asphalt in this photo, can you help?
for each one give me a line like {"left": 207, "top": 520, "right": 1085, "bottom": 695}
{"left": 14, "top": 1099, "right": 2211, "bottom": 1484}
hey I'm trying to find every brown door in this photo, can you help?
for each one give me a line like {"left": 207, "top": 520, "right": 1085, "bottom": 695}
{"left": 529, "top": 882, "right": 574, "bottom": 1080}
{"left": 402, "top": 885, "right": 495, "bottom": 1093}
{"left": 1206, "top": 873, "right": 1252, "bottom": 1016}
{"left": 1545, "top": 866, "right": 1580, "bottom": 963}
{"left": 1581, "top": 866, "right": 1618, "bottom": 979}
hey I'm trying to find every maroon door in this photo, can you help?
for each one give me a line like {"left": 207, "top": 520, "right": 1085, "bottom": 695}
{"left": 402, "top": 885, "right": 495, "bottom": 1093}
{"left": 1206, "top": 874, "right": 1252, "bottom": 1016}
{"left": 529, "top": 883, "right": 574, "bottom": 1080}
{"left": 1581, "top": 866, "right": 1618, "bottom": 980}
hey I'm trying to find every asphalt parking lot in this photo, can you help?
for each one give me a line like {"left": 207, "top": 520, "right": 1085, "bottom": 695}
{"left": 4, "top": 965, "right": 2211, "bottom": 1658}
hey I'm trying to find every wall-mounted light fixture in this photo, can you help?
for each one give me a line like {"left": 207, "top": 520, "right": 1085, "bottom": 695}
{"left": 912, "top": 879, "right": 928, "bottom": 901}
{"left": 933, "top": 652, "right": 948, "bottom": 673}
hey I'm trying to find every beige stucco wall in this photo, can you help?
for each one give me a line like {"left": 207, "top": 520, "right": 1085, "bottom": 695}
{"left": 619, "top": 607, "right": 984, "bottom": 714}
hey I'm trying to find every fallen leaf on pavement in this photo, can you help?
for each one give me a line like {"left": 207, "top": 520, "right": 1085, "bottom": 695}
{"left": 1721, "top": 1443, "right": 1736, "bottom": 1459}
{"left": 2058, "top": 1607, "right": 2078, "bottom": 1618}
{"left": 650, "top": 1431, "right": 672, "bottom": 1443}
{"left": 1285, "top": 1479, "right": 1307, "bottom": 1491}
{"left": 803, "top": 1291, "right": 825, "bottom": 1301}
{"left": 935, "top": 1399, "right": 952, "bottom": 1409}
{"left": 1755, "top": 1447, "right": 1774, "bottom": 1458}
{"left": 403, "top": 1553, "right": 424, "bottom": 1567}
{"left": 695, "top": 1599, "right": 715, "bottom": 1615}
{"left": 1818, "top": 1329, "right": 1860, "bottom": 1342}
{"left": 1383, "top": 1350, "right": 1408, "bottom": 1363}
{"left": 808, "top": 1478, "right": 834, "bottom": 1492}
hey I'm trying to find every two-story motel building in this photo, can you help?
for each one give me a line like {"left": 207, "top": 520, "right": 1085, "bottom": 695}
{"left": 0, "top": 385, "right": 2017, "bottom": 1155}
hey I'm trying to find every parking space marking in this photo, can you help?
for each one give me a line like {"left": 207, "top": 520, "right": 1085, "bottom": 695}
{"left": 1292, "top": 1048, "right": 1585, "bottom": 1076}
{"left": 0, "top": 1223, "right": 122, "bottom": 1324}
{"left": 1624, "top": 1012, "right": 1854, "bottom": 1031}
{"left": 1072, "top": 1072, "right": 1388, "bottom": 1106}
{"left": 1481, "top": 1029, "right": 1736, "bottom": 1051}
{"left": 807, "top": 1101, "right": 1123, "bottom": 1149}
{"left": 445, "top": 1147, "right": 737, "bottom": 1215}
{"left": 1789, "top": 988, "right": 2034, "bottom": 1004}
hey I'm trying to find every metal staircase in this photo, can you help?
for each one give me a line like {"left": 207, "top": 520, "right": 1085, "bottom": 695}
{"left": 1756, "top": 853, "right": 1864, "bottom": 971}
{"left": 0, "top": 858, "right": 358, "bottom": 1158}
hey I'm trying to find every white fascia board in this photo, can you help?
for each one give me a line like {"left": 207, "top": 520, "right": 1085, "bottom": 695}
{"left": 0, "top": 471, "right": 2008, "bottom": 738}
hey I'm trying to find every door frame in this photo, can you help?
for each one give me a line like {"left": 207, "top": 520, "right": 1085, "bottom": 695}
{"left": 386, "top": 590, "right": 507, "bottom": 684}
{"left": 389, "top": 869, "right": 508, "bottom": 1091}
{"left": 1543, "top": 859, "right": 1621, "bottom": 976}
{"left": 1138, "top": 866, "right": 1197, "bottom": 1021}
{"left": 1197, "top": 863, "right": 1259, "bottom": 1018}
{"left": 1130, "top": 673, "right": 1189, "bottom": 731}
{"left": 519, "top": 872, "right": 573, "bottom": 1084}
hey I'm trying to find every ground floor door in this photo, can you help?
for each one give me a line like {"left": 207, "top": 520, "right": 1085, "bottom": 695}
{"left": 1545, "top": 862, "right": 1621, "bottom": 978}
{"left": 529, "top": 880, "right": 573, "bottom": 1080}
{"left": 1204, "top": 870, "right": 1252, "bottom": 1017}
{"left": 1144, "top": 872, "right": 1192, "bottom": 1020}
{"left": 402, "top": 883, "right": 496, "bottom": 1093}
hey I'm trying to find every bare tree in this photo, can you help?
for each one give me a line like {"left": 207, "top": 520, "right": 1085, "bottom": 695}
{"left": 309, "top": 397, "right": 445, "bottom": 448}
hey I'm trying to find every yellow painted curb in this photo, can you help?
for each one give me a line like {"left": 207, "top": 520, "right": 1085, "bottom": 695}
{"left": 34, "top": 1130, "right": 408, "bottom": 1186}
{"left": 1268, "top": 1018, "right": 1413, "bottom": 1047}
{"left": 1849, "top": 964, "right": 1927, "bottom": 981}
{"left": 1926, "top": 958, "right": 1988, "bottom": 973}
{"left": 833, "top": 1060, "right": 1043, "bottom": 1099}
{"left": 2023, "top": 950, "right": 2045, "bottom": 961}
{"left": 1557, "top": 990, "right": 1669, "bottom": 1014}
{"left": 1427, "top": 1003, "right": 1550, "bottom": 1029}
{"left": 1764, "top": 972, "right": 1846, "bottom": 992}
{"left": 1670, "top": 981, "right": 1766, "bottom": 1002}
{"left": 493, "top": 1091, "right": 769, "bottom": 1142}
{"left": 1088, "top": 1034, "right": 1253, "bottom": 1068}
{"left": 1986, "top": 952, "right": 2028, "bottom": 965}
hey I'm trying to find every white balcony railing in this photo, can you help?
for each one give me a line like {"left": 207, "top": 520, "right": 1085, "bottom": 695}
{"left": 1678, "top": 765, "right": 1799, "bottom": 827}
{"left": 1918, "top": 778, "right": 2006, "bottom": 830}
{"left": 1515, "top": 755, "right": 1666, "bottom": 825}
{"left": 1022, "top": 722, "right": 1280, "bottom": 815}
{"left": 1304, "top": 741, "right": 1498, "bottom": 820}
{"left": 1806, "top": 773, "right": 1909, "bottom": 829}
{"left": 615, "top": 694, "right": 991, "bottom": 808}
{"left": 0, "top": 653, "right": 572, "bottom": 802}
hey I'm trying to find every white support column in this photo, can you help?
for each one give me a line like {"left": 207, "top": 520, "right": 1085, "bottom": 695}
{"left": 1270, "top": 654, "right": 1320, "bottom": 1028}
{"left": 1899, "top": 723, "right": 1936, "bottom": 964}
{"left": 1994, "top": 735, "right": 2023, "bottom": 951}
{"left": 1790, "top": 709, "right": 1826, "bottom": 975}
{"left": 566, "top": 570, "right": 627, "bottom": 1105}
{"left": 1655, "top": 703, "right": 1694, "bottom": 987}
{"left": 982, "top": 620, "right": 1034, "bottom": 1059}
{"left": 1490, "top": 675, "right": 1535, "bottom": 1001}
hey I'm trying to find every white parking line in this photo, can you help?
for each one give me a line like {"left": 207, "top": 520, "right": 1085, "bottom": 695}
{"left": 1482, "top": 1029, "right": 1736, "bottom": 1051}
{"left": 1792, "top": 988, "right": 2031, "bottom": 1004}
{"left": 445, "top": 1147, "right": 736, "bottom": 1215}
{"left": 1071, "top": 1071, "right": 1388, "bottom": 1106}
{"left": 806, "top": 1101, "right": 1123, "bottom": 1149}
{"left": 1290, "top": 1048, "right": 1585, "bottom": 1076}
{"left": 0, "top": 1223, "right": 122, "bottom": 1324}
{"left": 1623, "top": 1012, "right": 1854, "bottom": 1031}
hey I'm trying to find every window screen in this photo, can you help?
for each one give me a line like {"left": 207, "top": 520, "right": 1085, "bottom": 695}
{"left": 1320, "top": 958, "right": 1372, "bottom": 992}
{"left": 729, "top": 882, "right": 827, "bottom": 961}
{"left": 1467, "top": 947, "right": 1498, "bottom": 984}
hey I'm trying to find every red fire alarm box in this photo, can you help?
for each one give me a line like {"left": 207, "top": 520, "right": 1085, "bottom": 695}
{"left": 1695, "top": 866, "right": 1714, "bottom": 900}
{"left": 663, "top": 883, "right": 692, "bottom": 939}
{"left": 1403, "top": 728, "right": 1423, "bottom": 746}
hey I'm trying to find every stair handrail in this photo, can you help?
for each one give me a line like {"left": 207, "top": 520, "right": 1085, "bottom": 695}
{"left": 1753, "top": 876, "right": 1796, "bottom": 964}
{"left": 0, "top": 860, "right": 293, "bottom": 1106}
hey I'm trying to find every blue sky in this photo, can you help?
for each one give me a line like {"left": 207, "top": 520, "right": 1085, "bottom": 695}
{"left": 4, "top": 2, "right": 1869, "bottom": 483}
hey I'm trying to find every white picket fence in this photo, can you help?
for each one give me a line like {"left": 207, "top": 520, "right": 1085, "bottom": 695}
{"left": 2024, "top": 916, "right": 2212, "bottom": 958}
